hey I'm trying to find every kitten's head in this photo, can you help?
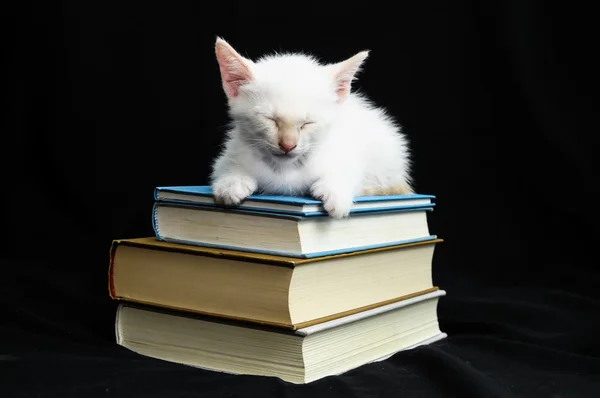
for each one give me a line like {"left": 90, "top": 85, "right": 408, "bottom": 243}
{"left": 215, "top": 37, "right": 369, "bottom": 162}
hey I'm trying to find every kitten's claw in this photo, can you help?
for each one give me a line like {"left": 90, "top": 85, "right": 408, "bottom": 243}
{"left": 310, "top": 181, "right": 353, "bottom": 219}
{"left": 212, "top": 176, "right": 257, "bottom": 206}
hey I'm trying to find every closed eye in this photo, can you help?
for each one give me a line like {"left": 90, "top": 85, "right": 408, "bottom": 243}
{"left": 301, "top": 121, "right": 315, "bottom": 129}
{"left": 264, "top": 116, "right": 278, "bottom": 126}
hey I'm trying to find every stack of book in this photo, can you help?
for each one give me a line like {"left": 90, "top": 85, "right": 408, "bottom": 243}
{"left": 109, "top": 185, "right": 447, "bottom": 384}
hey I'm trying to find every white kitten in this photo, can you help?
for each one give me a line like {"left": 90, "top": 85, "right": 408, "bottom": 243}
{"left": 210, "top": 37, "right": 414, "bottom": 218}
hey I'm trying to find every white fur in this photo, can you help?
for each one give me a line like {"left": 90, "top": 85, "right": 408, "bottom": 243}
{"left": 210, "top": 38, "right": 414, "bottom": 218}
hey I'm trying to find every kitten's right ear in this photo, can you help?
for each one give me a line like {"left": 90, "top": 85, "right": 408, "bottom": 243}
{"left": 215, "top": 37, "right": 255, "bottom": 99}
{"left": 329, "top": 50, "right": 370, "bottom": 103}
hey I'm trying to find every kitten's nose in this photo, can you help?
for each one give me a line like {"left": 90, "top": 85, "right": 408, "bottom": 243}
{"left": 279, "top": 142, "right": 297, "bottom": 153}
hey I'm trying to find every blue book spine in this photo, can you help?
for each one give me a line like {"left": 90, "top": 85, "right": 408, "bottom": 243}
{"left": 154, "top": 185, "right": 436, "bottom": 216}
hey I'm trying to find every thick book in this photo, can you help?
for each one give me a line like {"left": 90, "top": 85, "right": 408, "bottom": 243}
{"left": 116, "top": 289, "right": 447, "bottom": 384}
{"left": 154, "top": 185, "right": 436, "bottom": 216}
{"left": 152, "top": 202, "right": 437, "bottom": 258}
{"left": 109, "top": 237, "right": 443, "bottom": 329}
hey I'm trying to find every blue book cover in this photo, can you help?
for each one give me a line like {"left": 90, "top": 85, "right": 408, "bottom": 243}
{"left": 154, "top": 185, "right": 436, "bottom": 217}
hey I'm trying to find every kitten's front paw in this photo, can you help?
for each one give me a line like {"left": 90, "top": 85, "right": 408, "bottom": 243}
{"left": 310, "top": 181, "right": 354, "bottom": 219}
{"left": 212, "top": 176, "right": 257, "bottom": 206}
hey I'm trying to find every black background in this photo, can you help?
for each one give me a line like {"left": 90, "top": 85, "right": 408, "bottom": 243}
{"left": 4, "top": 1, "right": 600, "bottom": 397}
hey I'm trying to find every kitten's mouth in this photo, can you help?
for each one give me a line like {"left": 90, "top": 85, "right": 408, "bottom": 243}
{"left": 261, "top": 147, "right": 308, "bottom": 167}
{"left": 272, "top": 150, "right": 299, "bottom": 159}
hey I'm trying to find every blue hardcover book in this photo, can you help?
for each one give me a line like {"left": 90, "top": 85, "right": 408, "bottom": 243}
{"left": 152, "top": 201, "right": 437, "bottom": 258}
{"left": 154, "top": 185, "right": 436, "bottom": 216}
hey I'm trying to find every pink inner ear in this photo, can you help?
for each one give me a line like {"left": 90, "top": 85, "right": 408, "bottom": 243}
{"left": 216, "top": 44, "right": 253, "bottom": 98}
{"left": 335, "top": 77, "right": 353, "bottom": 102}
{"left": 332, "top": 51, "right": 369, "bottom": 103}
{"left": 221, "top": 62, "right": 252, "bottom": 97}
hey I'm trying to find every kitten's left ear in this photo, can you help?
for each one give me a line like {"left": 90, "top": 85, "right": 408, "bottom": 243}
{"left": 329, "top": 50, "right": 370, "bottom": 103}
{"left": 215, "top": 37, "right": 255, "bottom": 99}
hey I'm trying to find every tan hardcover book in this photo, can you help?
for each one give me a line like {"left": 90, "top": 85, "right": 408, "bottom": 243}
{"left": 109, "top": 237, "right": 442, "bottom": 329}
